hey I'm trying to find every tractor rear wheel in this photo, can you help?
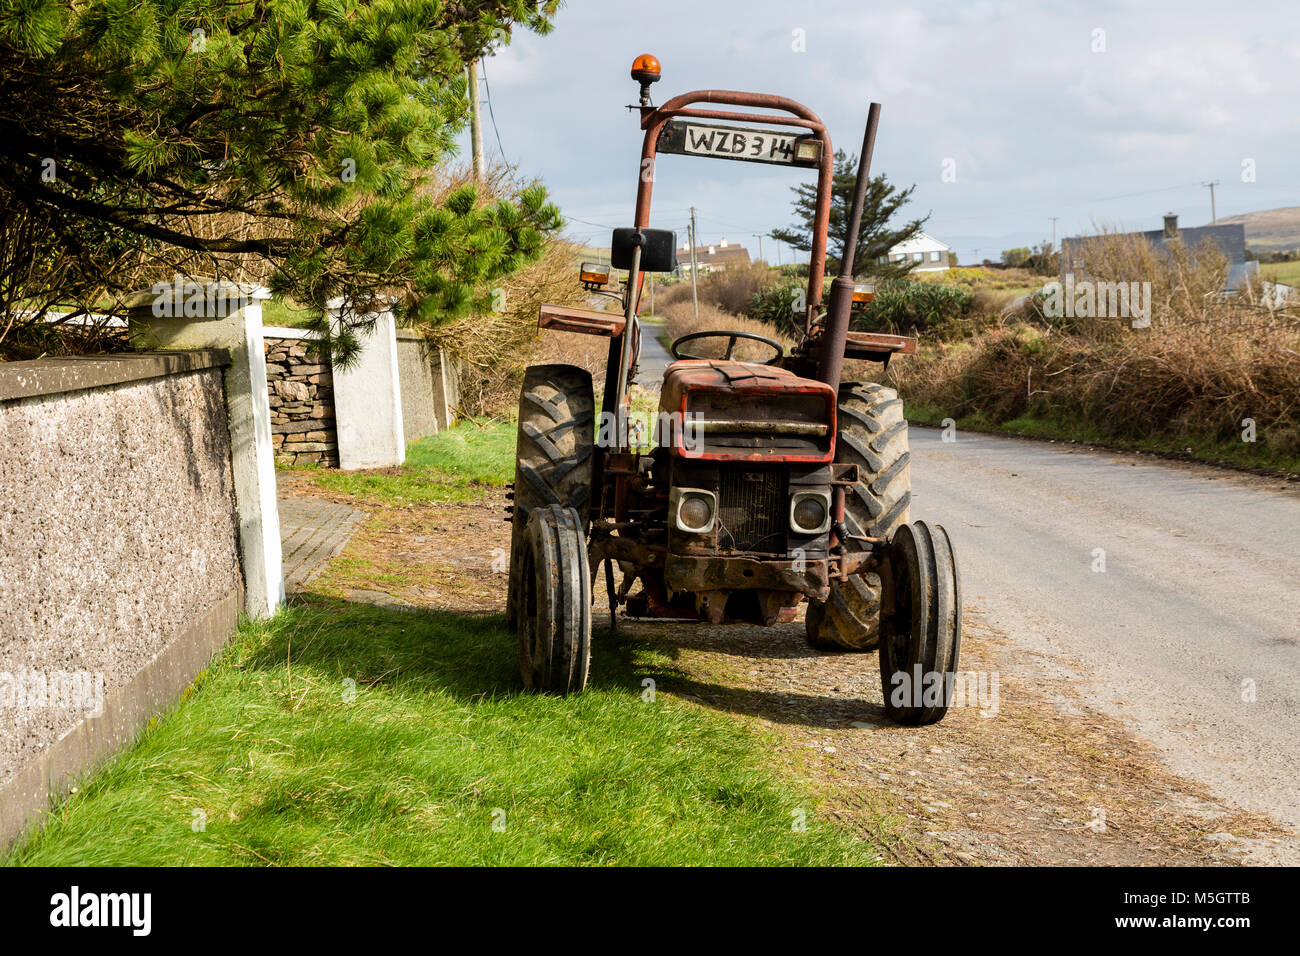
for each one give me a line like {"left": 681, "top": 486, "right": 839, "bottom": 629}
{"left": 880, "top": 520, "right": 961, "bottom": 725}
{"left": 805, "top": 383, "right": 911, "bottom": 651}
{"left": 506, "top": 365, "right": 594, "bottom": 629}
{"left": 517, "top": 504, "right": 591, "bottom": 694}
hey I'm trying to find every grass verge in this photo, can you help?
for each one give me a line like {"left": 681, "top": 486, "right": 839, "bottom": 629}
{"left": 4, "top": 599, "right": 875, "bottom": 866}
{"left": 303, "top": 420, "right": 517, "bottom": 506}
{"left": 905, "top": 402, "right": 1300, "bottom": 475}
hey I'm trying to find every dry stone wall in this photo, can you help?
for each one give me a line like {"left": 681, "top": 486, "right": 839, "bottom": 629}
{"left": 264, "top": 334, "right": 338, "bottom": 466}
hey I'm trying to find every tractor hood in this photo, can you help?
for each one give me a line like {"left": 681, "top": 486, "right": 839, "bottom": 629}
{"left": 658, "top": 360, "right": 836, "bottom": 463}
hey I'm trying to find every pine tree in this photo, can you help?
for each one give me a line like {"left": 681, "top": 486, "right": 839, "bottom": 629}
{"left": 0, "top": 0, "right": 563, "bottom": 359}
{"left": 770, "top": 150, "right": 927, "bottom": 280}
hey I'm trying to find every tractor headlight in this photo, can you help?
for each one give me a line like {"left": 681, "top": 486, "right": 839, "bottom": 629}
{"left": 670, "top": 487, "right": 716, "bottom": 534}
{"left": 789, "top": 491, "right": 831, "bottom": 534}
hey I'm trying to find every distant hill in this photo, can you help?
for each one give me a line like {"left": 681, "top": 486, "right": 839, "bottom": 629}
{"left": 1216, "top": 207, "right": 1300, "bottom": 253}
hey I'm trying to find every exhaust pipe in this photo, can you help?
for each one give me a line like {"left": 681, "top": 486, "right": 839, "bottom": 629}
{"left": 816, "top": 102, "right": 881, "bottom": 389}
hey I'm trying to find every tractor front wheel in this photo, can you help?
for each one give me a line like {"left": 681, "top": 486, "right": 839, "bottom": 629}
{"left": 506, "top": 364, "right": 594, "bottom": 629}
{"left": 516, "top": 504, "right": 591, "bottom": 695}
{"left": 879, "top": 520, "right": 962, "bottom": 725}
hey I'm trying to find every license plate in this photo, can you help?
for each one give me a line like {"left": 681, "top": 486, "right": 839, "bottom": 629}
{"left": 657, "top": 120, "right": 822, "bottom": 168}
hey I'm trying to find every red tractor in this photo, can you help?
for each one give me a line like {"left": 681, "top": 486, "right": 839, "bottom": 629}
{"left": 507, "top": 55, "right": 961, "bottom": 724}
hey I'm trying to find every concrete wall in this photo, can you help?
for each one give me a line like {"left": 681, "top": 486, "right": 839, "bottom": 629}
{"left": 0, "top": 351, "right": 243, "bottom": 847}
{"left": 396, "top": 331, "right": 459, "bottom": 444}
{"left": 264, "top": 329, "right": 339, "bottom": 466}
{"left": 262, "top": 319, "right": 460, "bottom": 465}
{"left": 329, "top": 304, "right": 405, "bottom": 470}
{"left": 127, "top": 287, "right": 284, "bottom": 619}
{"left": 396, "top": 331, "right": 438, "bottom": 444}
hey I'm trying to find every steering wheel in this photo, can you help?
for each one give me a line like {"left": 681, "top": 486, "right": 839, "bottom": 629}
{"left": 670, "top": 330, "right": 784, "bottom": 365}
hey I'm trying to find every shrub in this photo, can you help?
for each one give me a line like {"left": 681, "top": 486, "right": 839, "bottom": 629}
{"left": 659, "top": 300, "right": 795, "bottom": 362}
{"left": 854, "top": 280, "right": 974, "bottom": 340}
{"left": 655, "top": 263, "right": 780, "bottom": 317}
{"left": 889, "top": 230, "right": 1300, "bottom": 462}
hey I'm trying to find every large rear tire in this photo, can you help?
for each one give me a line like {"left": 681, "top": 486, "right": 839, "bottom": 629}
{"left": 517, "top": 505, "right": 591, "bottom": 695}
{"left": 805, "top": 382, "right": 911, "bottom": 651}
{"left": 506, "top": 365, "right": 594, "bottom": 629}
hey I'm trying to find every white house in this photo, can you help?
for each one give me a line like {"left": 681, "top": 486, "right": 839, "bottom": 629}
{"left": 878, "top": 232, "right": 952, "bottom": 272}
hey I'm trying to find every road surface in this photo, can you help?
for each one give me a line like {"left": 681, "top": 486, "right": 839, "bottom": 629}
{"left": 634, "top": 319, "right": 674, "bottom": 388}
{"left": 910, "top": 427, "right": 1300, "bottom": 831}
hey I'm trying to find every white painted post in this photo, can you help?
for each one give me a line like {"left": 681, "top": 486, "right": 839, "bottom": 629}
{"left": 327, "top": 298, "right": 406, "bottom": 470}
{"left": 127, "top": 279, "right": 285, "bottom": 618}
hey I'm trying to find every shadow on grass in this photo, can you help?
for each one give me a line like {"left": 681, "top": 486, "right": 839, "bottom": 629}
{"left": 264, "top": 595, "right": 888, "bottom": 731}
{"left": 254, "top": 593, "right": 643, "bottom": 704}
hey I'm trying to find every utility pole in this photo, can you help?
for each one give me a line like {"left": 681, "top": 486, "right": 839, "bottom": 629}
{"left": 752, "top": 233, "right": 765, "bottom": 265}
{"left": 1049, "top": 217, "right": 1059, "bottom": 252}
{"left": 468, "top": 60, "right": 485, "bottom": 181}
{"left": 1203, "top": 180, "right": 1220, "bottom": 223}
{"left": 688, "top": 207, "right": 699, "bottom": 321}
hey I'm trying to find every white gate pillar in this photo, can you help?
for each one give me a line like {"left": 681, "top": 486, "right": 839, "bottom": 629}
{"left": 128, "top": 279, "right": 285, "bottom": 618}
{"left": 327, "top": 298, "right": 406, "bottom": 470}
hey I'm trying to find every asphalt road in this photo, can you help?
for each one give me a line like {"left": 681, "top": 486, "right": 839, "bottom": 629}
{"left": 634, "top": 320, "right": 674, "bottom": 388}
{"left": 909, "top": 426, "right": 1300, "bottom": 831}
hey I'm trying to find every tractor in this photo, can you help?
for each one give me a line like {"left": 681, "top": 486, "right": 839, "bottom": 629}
{"left": 507, "top": 55, "right": 961, "bottom": 725}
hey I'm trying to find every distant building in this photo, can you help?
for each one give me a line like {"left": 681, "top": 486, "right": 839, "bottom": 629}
{"left": 1060, "top": 213, "right": 1257, "bottom": 289}
{"left": 677, "top": 237, "right": 751, "bottom": 274}
{"left": 876, "top": 232, "right": 952, "bottom": 272}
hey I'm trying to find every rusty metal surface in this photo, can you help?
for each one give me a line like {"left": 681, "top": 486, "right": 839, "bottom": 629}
{"left": 632, "top": 89, "right": 834, "bottom": 336}
{"left": 693, "top": 419, "right": 829, "bottom": 436}
{"left": 538, "top": 303, "right": 627, "bottom": 337}
{"left": 665, "top": 554, "right": 831, "bottom": 601}
{"left": 658, "top": 360, "right": 835, "bottom": 463}
{"left": 844, "top": 330, "right": 918, "bottom": 355}
{"left": 816, "top": 102, "right": 882, "bottom": 388}
{"left": 658, "top": 360, "right": 832, "bottom": 408}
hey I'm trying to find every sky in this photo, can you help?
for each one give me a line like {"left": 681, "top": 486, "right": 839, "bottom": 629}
{"left": 460, "top": 0, "right": 1300, "bottom": 265}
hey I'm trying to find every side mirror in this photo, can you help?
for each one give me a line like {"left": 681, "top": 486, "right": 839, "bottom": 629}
{"left": 611, "top": 227, "right": 678, "bottom": 273}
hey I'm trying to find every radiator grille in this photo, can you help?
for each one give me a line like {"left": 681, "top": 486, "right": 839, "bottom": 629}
{"left": 717, "top": 469, "right": 786, "bottom": 553}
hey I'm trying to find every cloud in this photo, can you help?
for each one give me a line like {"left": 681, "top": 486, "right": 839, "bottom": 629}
{"left": 466, "top": 0, "right": 1300, "bottom": 261}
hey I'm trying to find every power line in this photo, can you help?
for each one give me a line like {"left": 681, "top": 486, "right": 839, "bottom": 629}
{"left": 563, "top": 215, "right": 619, "bottom": 229}
{"left": 478, "top": 59, "right": 508, "bottom": 164}
{"left": 928, "top": 181, "right": 1207, "bottom": 227}
{"left": 1203, "top": 180, "right": 1221, "bottom": 223}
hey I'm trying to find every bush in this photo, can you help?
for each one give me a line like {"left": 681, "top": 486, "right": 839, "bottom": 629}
{"left": 889, "top": 231, "right": 1300, "bottom": 462}
{"left": 655, "top": 263, "right": 779, "bottom": 317}
{"left": 748, "top": 277, "right": 977, "bottom": 342}
{"left": 748, "top": 281, "right": 811, "bottom": 338}
{"left": 855, "top": 281, "right": 974, "bottom": 340}
{"left": 659, "top": 300, "right": 795, "bottom": 362}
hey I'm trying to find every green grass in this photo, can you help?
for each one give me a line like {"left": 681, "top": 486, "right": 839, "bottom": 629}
{"left": 307, "top": 420, "right": 517, "bottom": 505}
{"left": 906, "top": 402, "right": 1300, "bottom": 474}
{"left": 4, "top": 600, "right": 875, "bottom": 866}
{"left": 1260, "top": 261, "right": 1300, "bottom": 286}
{"left": 261, "top": 298, "right": 319, "bottom": 329}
